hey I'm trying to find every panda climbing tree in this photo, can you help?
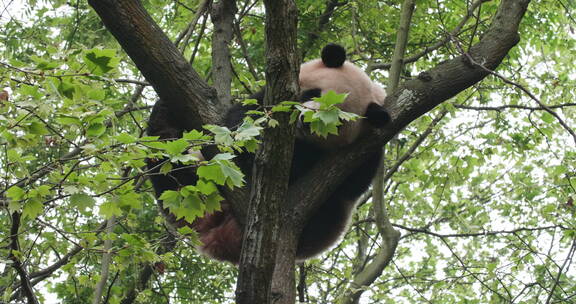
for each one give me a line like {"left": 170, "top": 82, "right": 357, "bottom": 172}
{"left": 87, "top": 0, "right": 532, "bottom": 303}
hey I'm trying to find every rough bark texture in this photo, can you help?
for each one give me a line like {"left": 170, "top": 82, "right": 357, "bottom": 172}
{"left": 87, "top": 0, "right": 220, "bottom": 130}
{"left": 235, "top": 0, "right": 300, "bottom": 303}
{"left": 87, "top": 0, "right": 532, "bottom": 303}
{"left": 210, "top": 0, "right": 237, "bottom": 108}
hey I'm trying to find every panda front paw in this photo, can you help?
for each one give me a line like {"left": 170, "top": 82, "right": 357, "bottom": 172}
{"left": 365, "top": 103, "right": 391, "bottom": 128}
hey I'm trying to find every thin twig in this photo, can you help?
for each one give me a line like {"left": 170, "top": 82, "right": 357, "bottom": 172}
{"left": 8, "top": 212, "right": 40, "bottom": 304}
{"left": 368, "top": 0, "right": 489, "bottom": 71}
{"left": 394, "top": 223, "right": 569, "bottom": 238}
{"left": 455, "top": 103, "right": 576, "bottom": 112}
{"left": 92, "top": 216, "right": 116, "bottom": 304}
{"left": 454, "top": 38, "right": 576, "bottom": 145}
{"left": 546, "top": 238, "right": 576, "bottom": 303}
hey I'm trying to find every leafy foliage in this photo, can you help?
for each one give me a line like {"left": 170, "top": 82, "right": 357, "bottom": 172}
{"left": 0, "top": 0, "right": 574, "bottom": 303}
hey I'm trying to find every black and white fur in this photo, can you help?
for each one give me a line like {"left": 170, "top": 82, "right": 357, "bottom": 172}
{"left": 147, "top": 44, "right": 390, "bottom": 263}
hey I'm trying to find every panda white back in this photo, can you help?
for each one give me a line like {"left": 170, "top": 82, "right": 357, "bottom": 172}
{"left": 297, "top": 45, "right": 388, "bottom": 148}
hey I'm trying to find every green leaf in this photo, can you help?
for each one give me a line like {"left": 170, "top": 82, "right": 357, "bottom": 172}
{"left": 268, "top": 119, "right": 279, "bottom": 128}
{"left": 158, "top": 162, "right": 172, "bottom": 175}
{"left": 180, "top": 194, "right": 204, "bottom": 222}
{"left": 171, "top": 153, "right": 200, "bottom": 164}
{"left": 219, "top": 161, "right": 245, "bottom": 188}
{"left": 22, "top": 198, "right": 44, "bottom": 219}
{"left": 115, "top": 133, "right": 137, "bottom": 144}
{"left": 70, "top": 193, "right": 96, "bottom": 212}
{"left": 99, "top": 201, "right": 123, "bottom": 218}
{"left": 316, "top": 108, "right": 341, "bottom": 126}
{"left": 87, "top": 88, "right": 106, "bottom": 101}
{"left": 197, "top": 164, "right": 226, "bottom": 185}
{"left": 86, "top": 123, "right": 106, "bottom": 137}
{"left": 177, "top": 225, "right": 195, "bottom": 235}
{"left": 541, "top": 112, "right": 555, "bottom": 123}
{"left": 84, "top": 49, "right": 119, "bottom": 76}
{"left": 6, "top": 186, "right": 26, "bottom": 201}
{"left": 241, "top": 98, "right": 258, "bottom": 106}
{"left": 164, "top": 139, "right": 189, "bottom": 155}
{"left": 7, "top": 150, "right": 21, "bottom": 162}
{"left": 28, "top": 121, "right": 48, "bottom": 135}
{"left": 36, "top": 185, "right": 52, "bottom": 197}
{"left": 30, "top": 55, "right": 60, "bottom": 70}
{"left": 196, "top": 180, "right": 218, "bottom": 195}
{"left": 56, "top": 115, "right": 81, "bottom": 126}
{"left": 205, "top": 193, "right": 223, "bottom": 213}
{"left": 204, "top": 125, "right": 234, "bottom": 146}
{"left": 234, "top": 120, "right": 262, "bottom": 141}
{"left": 338, "top": 111, "right": 359, "bottom": 122}
{"left": 271, "top": 104, "right": 292, "bottom": 112}
{"left": 118, "top": 192, "right": 141, "bottom": 210}
{"left": 182, "top": 129, "right": 211, "bottom": 141}
{"left": 20, "top": 84, "right": 43, "bottom": 99}
{"left": 211, "top": 153, "right": 236, "bottom": 161}
{"left": 313, "top": 90, "right": 348, "bottom": 109}
{"left": 159, "top": 190, "right": 180, "bottom": 205}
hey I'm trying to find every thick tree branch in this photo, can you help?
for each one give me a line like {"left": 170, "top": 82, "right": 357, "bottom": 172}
{"left": 88, "top": 0, "right": 220, "bottom": 131}
{"left": 87, "top": 0, "right": 252, "bottom": 217}
{"left": 235, "top": 0, "right": 300, "bottom": 303}
{"left": 291, "top": 0, "right": 531, "bottom": 229}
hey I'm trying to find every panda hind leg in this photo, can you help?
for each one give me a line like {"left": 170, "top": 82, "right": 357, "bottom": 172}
{"left": 193, "top": 203, "right": 243, "bottom": 264}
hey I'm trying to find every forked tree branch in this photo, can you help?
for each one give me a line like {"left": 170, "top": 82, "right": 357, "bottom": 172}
{"left": 291, "top": 0, "right": 532, "bottom": 228}
{"left": 9, "top": 212, "right": 40, "bottom": 304}
{"left": 88, "top": 0, "right": 532, "bottom": 225}
{"left": 87, "top": 0, "right": 220, "bottom": 131}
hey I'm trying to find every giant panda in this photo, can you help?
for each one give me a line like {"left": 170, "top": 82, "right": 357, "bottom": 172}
{"left": 147, "top": 43, "right": 390, "bottom": 263}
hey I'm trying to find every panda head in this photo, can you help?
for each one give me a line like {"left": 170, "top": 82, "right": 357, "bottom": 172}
{"left": 298, "top": 44, "right": 390, "bottom": 148}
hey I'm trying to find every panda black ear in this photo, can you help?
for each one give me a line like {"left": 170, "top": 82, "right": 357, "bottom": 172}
{"left": 321, "top": 43, "right": 346, "bottom": 68}
{"left": 365, "top": 103, "right": 391, "bottom": 128}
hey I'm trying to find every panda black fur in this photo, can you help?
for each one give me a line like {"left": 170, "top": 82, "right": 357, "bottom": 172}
{"left": 147, "top": 44, "right": 390, "bottom": 263}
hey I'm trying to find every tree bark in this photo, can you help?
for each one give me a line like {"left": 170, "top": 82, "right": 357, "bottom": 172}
{"left": 210, "top": 0, "right": 237, "bottom": 108}
{"left": 9, "top": 212, "right": 40, "bottom": 304}
{"left": 235, "top": 0, "right": 300, "bottom": 303}
{"left": 87, "top": 0, "right": 220, "bottom": 131}
{"left": 87, "top": 0, "right": 532, "bottom": 303}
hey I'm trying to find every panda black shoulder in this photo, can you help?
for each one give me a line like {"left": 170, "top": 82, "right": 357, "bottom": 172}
{"left": 223, "top": 91, "right": 263, "bottom": 130}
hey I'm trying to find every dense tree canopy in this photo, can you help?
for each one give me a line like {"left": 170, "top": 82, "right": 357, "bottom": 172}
{"left": 0, "top": 0, "right": 574, "bottom": 303}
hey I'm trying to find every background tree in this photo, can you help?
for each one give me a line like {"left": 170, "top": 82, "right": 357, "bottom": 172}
{"left": 0, "top": 0, "right": 574, "bottom": 303}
